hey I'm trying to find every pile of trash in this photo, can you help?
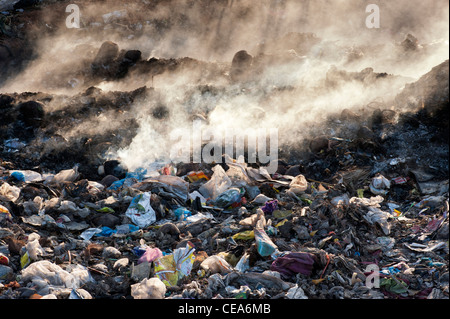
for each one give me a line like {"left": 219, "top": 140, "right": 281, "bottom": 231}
{"left": 0, "top": 128, "right": 448, "bottom": 299}
{"left": 1, "top": 0, "right": 448, "bottom": 301}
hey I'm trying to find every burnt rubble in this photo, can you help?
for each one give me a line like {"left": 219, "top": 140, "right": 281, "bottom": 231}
{"left": 0, "top": 0, "right": 448, "bottom": 301}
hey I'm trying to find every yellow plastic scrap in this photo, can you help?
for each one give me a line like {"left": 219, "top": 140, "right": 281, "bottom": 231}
{"left": 232, "top": 230, "right": 255, "bottom": 241}
{"left": 275, "top": 219, "right": 288, "bottom": 228}
{"left": 273, "top": 210, "right": 293, "bottom": 219}
{"left": 154, "top": 254, "right": 178, "bottom": 287}
{"left": 0, "top": 204, "right": 12, "bottom": 221}
{"left": 357, "top": 189, "right": 365, "bottom": 198}
{"left": 20, "top": 252, "right": 31, "bottom": 269}
{"left": 312, "top": 278, "right": 326, "bottom": 285}
{"left": 393, "top": 209, "right": 402, "bottom": 217}
{"left": 187, "top": 171, "right": 209, "bottom": 183}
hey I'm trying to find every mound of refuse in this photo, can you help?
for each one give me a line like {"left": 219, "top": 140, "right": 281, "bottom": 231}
{"left": 0, "top": 0, "right": 448, "bottom": 301}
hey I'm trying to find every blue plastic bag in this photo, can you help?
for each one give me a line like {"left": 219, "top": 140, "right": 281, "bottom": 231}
{"left": 174, "top": 207, "right": 192, "bottom": 221}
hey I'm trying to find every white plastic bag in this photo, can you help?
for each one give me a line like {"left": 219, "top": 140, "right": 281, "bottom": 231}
{"left": 0, "top": 182, "right": 20, "bottom": 202}
{"left": 364, "top": 207, "right": 392, "bottom": 235}
{"left": 199, "top": 165, "right": 232, "bottom": 200}
{"left": 235, "top": 253, "right": 250, "bottom": 273}
{"left": 125, "top": 192, "right": 156, "bottom": 228}
{"left": 288, "top": 174, "right": 308, "bottom": 194}
{"left": 21, "top": 260, "right": 93, "bottom": 289}
{"left": 49, "top": 166, "right": 79, "bottom": 185}
{"left": 286, "top": 284, "right": 308, "bottom": 299}
{"left": 10, "top": 170, "right": 43, "bottom": 182}
{"left": 370, "top": 175, "right": 391, "bottom": 195}
{"left": 131, "top": 277, "right": 166, "bottom": 299}
{"left": 239, "top": 208, "right": 266, "bottom": 228}
{"left": 23, "top": 196, "right": 44, "bottom": 215}
{"left": 200, "top": 255, "right": 232, "bottom": 274}
{"left": 26, "top": 238, "right": 44, "bottom": 261}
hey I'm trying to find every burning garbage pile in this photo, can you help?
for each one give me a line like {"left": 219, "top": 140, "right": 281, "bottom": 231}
{"left": 0, "top": 0, "right": 449, "bottom": 300}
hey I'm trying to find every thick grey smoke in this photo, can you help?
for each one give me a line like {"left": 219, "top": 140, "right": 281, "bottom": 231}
{"left": 1, "top": 0, "right": 448, "bottom": 170}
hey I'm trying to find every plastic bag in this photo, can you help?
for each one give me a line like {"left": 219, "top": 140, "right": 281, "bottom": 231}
{"left": 364, "top": 207, "right": 391, "bottom": 235}
{"left": 213, "top": 187, "right": 243, "bottom": 208}
{"left": 49, "top": 166, "right": 79, "bottom": 185}
{"left": 254, "top": 222, "right": 278, "bottom": 257}
{"left": 144, "top": 175, "right": 189, "bottom": 201}
{"left": 87, "top": 181, "right": 105, "bottom": 195}
{"left": 187, "top": 171, "right": 209, "bottom": 183}
{"left": 349, "top": 195, "right": 384, "bottom": 207}
{"left": 232, "top": 230, "right": 255, "bottom": 241}
{"left": 10, "top": 170, "right": 43, "bottom": 182}
{"left": 174, "top": 207, "right": 192, "bottom": 221}
{"left": 235, "top": 253, "right": 250, "bottom": 273}
{"left": 331, "top": 194, "right": 350, "bottom": 207}
{"left": 189, "top": 191, "right": 208, "bottom": 203}
{"left": 251, "top": 194, "right": 273, "bottom": 204}
{"left": 0, "top": 182, "right": 20, "bottom": 202}
{"left": 131, "top": 261, "right": 151, "bottom": 282}
{"left": 288, "top": 174, "right": 308, "bottom": 194}
{"left": 21, "top": 260, "right": 93, "bottom": 289}
{"left": 200, "top": 255, "right": 232, "bottom": 274}
{"left": 131, "top": 277, "right": 167, "bottom": 299}
{"left": 25, "top": 233, "right": 44, "bottom": 261}
{"left": 138, "top": 247, "right": 163, "bottom": 264}
{"left": 154, "top": 243, "right": 196, "bottom": 287}
{"left": 23, "top": 196, "right": 44, "bottom": 215}
{"left": 0, "top": 253, "right": 8, "bottom": 266}
{"left": 79, "top": 228, "right": 103, "bottom": 241}
{"left": 199, "top": 165, "right": 232, "bottom": 200}
{"left": 226, "top": 161, "right": 252, "bottom": 185}
{"left": 185, "top": 212, "right": 214, "bottom": 223}
{"left": 239, "top": 208, "right": 266, "bottom": 228}
{"left": 286, "top": 284, "right": 308, "bottom": 299}
{"left": 261, "top": 200, "right": 278, "bottom": 214}
{"left": 370, "top": 175, "right": 391, "bottom": 195}
{"left": 125, "top": 192, "right": 156, "bottom": 228}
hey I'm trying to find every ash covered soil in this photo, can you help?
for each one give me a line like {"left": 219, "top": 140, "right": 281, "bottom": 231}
{"left": 0, "top": 0, "right": 448, "bottom": 300}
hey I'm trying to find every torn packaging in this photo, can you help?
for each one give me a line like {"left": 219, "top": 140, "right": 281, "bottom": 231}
{"left": 154, "top": 243, "right": 196, "bottom": 287}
